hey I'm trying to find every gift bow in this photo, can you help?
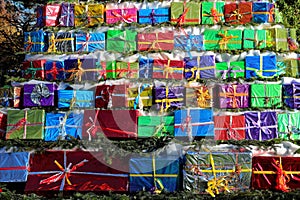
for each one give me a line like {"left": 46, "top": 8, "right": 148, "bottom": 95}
{"left": 195, "top": 87, "right": 211, "bottom": 107}
{"left": 210, "top": 8, "right": 223, "bottom": 23}
{"left": 155, "top": 86, "right": 184, "bottom": 112}
{"left": 46, "top": 62, "right": 60, "bottom": 80}
{"left": 78, "top": 33, "right": 91, "bottom": 52}
{"left": 85, "top": 110, "right": 100, "bottom": 141}
{"left": 247, "top": 113, "right": 277, "bottom": 140}
{"left": 25, "top": 35, "right": 34, "bottom": 52}
{"left": 163, "top": 60, "right": 173, "bottom": 79}
{"left": 30, "top": 83, "right": 51, "bottom": 106}
{"left": 111, "top": 9, "right": 135, "bottom": 23}
{"left": 218, "top": 32, "right": 239, "bottom": 50}
{"left": 230, "top": 9, "right": 243, "bottom": 20}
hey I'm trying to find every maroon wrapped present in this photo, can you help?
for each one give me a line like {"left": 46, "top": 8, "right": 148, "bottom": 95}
{"left": 153, "top": 59, "right": 184, "bottom": 80}
{"left": 214, "top": 114, "right": 245, "bottom": 140}
{"left": 217, "top": 84, "right": 249, "bottom": 109}
{"left": 224, "top": 2, "right": 252, "bottom": 24}
{"left": 25, "top": 150, "right": 129, "bottom": 193}
{"left": 22, "top": 60, "right": 46, "bottom": 80}
{"left": 0, "top": 111, "right": 7, "bottom": 139}
{"left": 138, "top": 31, "right": 174, "bottom": 51}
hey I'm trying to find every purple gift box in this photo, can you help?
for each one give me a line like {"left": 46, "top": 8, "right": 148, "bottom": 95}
{"left": 283, "top": 79, "right": 300, "bottom": 109}
{"left": 58, "top": 3, "right": 75, "bottom": 27}
{"left": 77, "top": 57, "right": 98, "bottom": 82}
{"left": 218, "top": 84, "right": 249, "bottom": 109}
{"left": 154, "top": 86, "right": 185, "bottom": 111}
{"left": 23, "top": 83, "right": 57, "bottom": 107}
{"left": 184, "top": 55, "right": 216, "bottom": 80}
{"left": 245, "top": 111, "right": 278, "bottom": 141}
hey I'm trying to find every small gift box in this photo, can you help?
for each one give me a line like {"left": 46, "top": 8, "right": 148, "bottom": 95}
{"left": 74, "top": 4, "right": 105, "bottom": 27}
{"left": 245, "top": 111, "right": 278, "bottom": 140}
{"left": 99, "top": 61, "right": 116, "bottom": 79}
{"left": 130, "top": 155, "right": 181, "bottom": 193}
{"left": 6, "top": 109, "right": 45, "bottom": 140}
{"left": 43, "top": 4, "right": 61, "bottom": 26}
{"left": 217, "top": 84, "right": 249, "bottom": 109}
{"left": 24, "top": 30, "right": 47, "bottom": 52}
{"left": 139, "top": 8, "right": 169, "bottom": 24}
{"left": 224, "top": 2, "right": 252, "bottom": 24}
{"left": 170, "top": 2, "right": 201, "bottom": 25}
{"left": 250, "top": 83, "right": 282, "bottom": 108}
{"left": 267, "top": 28, "right": 289, "bottom": 51}
{"left": 58, "top": 3, "right": 74, "bottom": 27}
{"left": 184, "top": 55, "right": 216, "bottom": 80}
{"left": 283, "top": 79, "right": 300, "bottom": 109}
{"left": 64, "top": 58, "right": 82, "bottom": 81}
{"left": 214, "top": 114, "right": 246, "bottom": 140}
{"left": 106, "top": 8, "right": 137, "bottom": 24}
{"left": 245, "top": 55, "right": 278, "bottom": 79}
{"left": 107, "top": 30, "right": 137, "bottom": 53}
{"left": 22, "top": 59, "right": 46, "bottom": 80}
{"left": 152, "top": 59, "right": 184, "bottom": 80}
{"left": 25, "top": 150, "right": 129, "bottom": 193}
{"left": 47, "top": 32, "right": 74, "bottom": 53}
{"left": 287, "top": 28, "right": 298, "bottom": 51}
{"left": 75, "top": 32, "right": 105, "bottom": 52}
{"left": 13, "top": 86, "right": 23, "bottom": 108}
{"left": 36, "top": 6, "right": 44, "bottom": 27}
{"left": 0, "top": 87, "right": 13, "bottom": 107}
{"left": 0, "top": 152, "right": 30, "bottom": 182}
{"left": 95, "top": 84, "right": 128, "bottom": 109}
{"left": 58, "top": 89, "right": 94, "bottom": 109}
{"left": 185, "top": 84, "right": 212, "bottom": 108}
{"left": 23, "top": 82, "right": 57, "bottom": 107}
{"left": 243, "top": 29, "right": 267, "bottom": 49}
{"left": 252, "top": 2, "right": 275, "bottom": 23}
{"left": 44, "top": 111, "right": 83, "bottom": 141}
{"left": 277, "top": 112, "right": 300, "bottom": 140}
{"left": 138, "top": 31, "right": 174, "bottom": 51}
{"left": 202, "top": 1, "right": 225, "bottom": 25}
{"left": 0, "top": 111, "right": 7, "bottom": 139}
{"left": 45, "top": 60, "right": 66, "bottom": 81}
{"left": 284, "top": 59, "right": 300, "bottom": 77}
{"left": 139, "top": 57, "right": 153, "bottom": 79}
{"left": 204, "top": 29, "right": 242, "bottom": 50}
{"left": 138, "top": 115, "right": 174, "bottom": 138}
{"left": 74, "top": 57, "right": 98, "bottom": 82}
{"left": 174, "top": 108, "right": 214, "bottom": 138}
{"left": 154, "top": 86, "right": 185, "bottom": 112}
{"left": 216, "top": 61, "right": 245, "bottom": 79}
{"left": 174, "top": 34, "right": 204, "bottom": 52}
{"left": 116, "top": 61, "right": 139, "bottom": 79}
{"left": 127, "top": 84, "right": 153, "bottom": 109}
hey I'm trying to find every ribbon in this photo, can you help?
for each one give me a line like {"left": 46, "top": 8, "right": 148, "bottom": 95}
{"left": 218, "top": 31, "right": 239, "bottom": 50}
{"left": 253, "top": 7, "right": 275, "bottom": 23}
{"left": 203, "top": 3, "right": 223, "bottom": 24}
{"left": 173, "top": 2, "right": 189, "bottom": 27}
{"left": 138, "top": 32, "right": 174, "bottom": 51}
{"left": 29, "top": 83, "right": 51, "bottom": 106}
{"left": 219, "top": 85, "right": 247, "bottom": 108}
{"left": 24, "top": 61, "right": 43, "bottom": 78}
{"left": 185, "top": 57, "right": 215, "bottom": 81}
{"left": 1, "top": 91, "right": 12, "bottom": 107}
{"left": 140, "top": 58, "right": 151, "bottom": 78}
{"left": 65, "top": 59, "right": 99, "bottom": 82}
{"left": 46, "top": 62, "right": 59, "bottom": 80}
{"left": 85, "top": 110, "right": 101, "bottom": 141}
{"left": 195, "top": 86, "right": 211, "bottom": 107}
{"left": 155, "top": 86, "right": 184, "bottom": 112}
{"left": 219, "top": 62, "right": 244, "bottom": 79}
{"left": 47, "top": 33, "right": 74, "bottom": 53}
{"left": 129, "top": 84, "right": 150, "bottom": 110}
{"left": 153, "top": 121, "right": 167, "bottom": 137}
{"left": 163, "top": 60, "right": 173, "bottom": 79}
{"left": 180, "top": 109, "right": 193, "bottom": 141}
{"left": 59, "top": 3, "right": 72, "bottom": 26}
{"left": 287, "top": 29, "right": 299, "bottom": 51}
{"left": 244, "top": 30, "right": 265, "bottom": 48}
{"left": 78, "top": 33, "right": 91, "bottom": 52}
{"left": 111, "top": 9, "right": 135, "bottom": 23}
{"left": 96, "top": 61, "right": 106, "bottom": 80}
{"left": 6, "top": 110, "right": 33, "bottom": 139}
{"left": 116, "top": 62, "right": 138, "bottom": 78}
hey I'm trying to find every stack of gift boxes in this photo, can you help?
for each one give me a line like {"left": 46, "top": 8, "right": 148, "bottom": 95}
{"left": 1, "top": 0, "right": 300, "bottom": 196}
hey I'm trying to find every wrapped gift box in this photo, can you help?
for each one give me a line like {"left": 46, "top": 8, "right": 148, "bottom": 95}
{"left": 13, "top": 86, "right": 23, "bottom": 108}
{"left": 217, "top": 84, "right": 249, "bottom": 109}
{"left": 43, "top": 4, "right": 61, "bottom": 26}
{"left": 214, "top": 115, "right": 245, "bottom": 140}
{"left": 245, "top": 111, "right": 278, "bottom": 140}
{"left": 252, "top": 156, "right": 300, "bottom": 191}
{"left": 139, "top": 8, "right": 169, "bottom": 24}
{"left": 45, "top": 60, "right": 66, "bottom": 81}
{"left": 184, "top": 55, "right": 216, "bottom": 80}
{"left": 127, "top": 84, "right": 153, "bottom": 109}
{"left": 22, "top": 59, "right": 46, "bottom": 80}
{"left": 44, "top": 111, "right": 83, "bottom": 141}
{"left": 130, "top": 155, "right": 181, "bottom": 193}
{"left": 243, "top": 29, "right": 267, "bottom": 49}
{"left": 58, "top": 89, "right": 94, "bottom": 109}
{"left": 287, "top": 28, "right": 298, "bottom": 51}
{"left": 283, "top": 79, "right": 300, "bottom": 109}
{"left": 107, "top": 30, "right": 137, "bottom": 53}
{"left": 58, "top": 3, "right": 74, "bottom": 27}
{"left": 74, "top": 4, "right": 104, "bottom": 27}
{"left": 47, "top": 32, "right": 74, "bottom": 53}
{"left": 6, "top": 109, "right": 45, "bottom": 140}
{"left": 116, "top": 61, "right": 139, "bottom": 79}
{"left": 138, "top": 116, "right": 174, "bottom": 138}
{"left": 95, "top": 84, "right": 128, "bottom": 109}
{"left": 278, "top": 112, "right": 300, "bottom": 140}
{"left": 75, "top": 57, "right": 98, "bottom": 82}
{"left": 139, "top": 57, "right": 153, "bottom": 79}
{"left": 138, "top": 31, "right": 174, "bottom": 51}
{"left": 216, "top": 61, "right": 245, "bottom": 79}
{"left": 202, "top": 1, "right": 225, "bottom": 25}
{"left": 0, "top": 111, "right": 7, "bottom": 139}
{"left": 267, "top": 28, "right": 289, "bottom": 51}
{"left": 204, "top": 29, "right": 242, "bottom": 50}
{"left": 245, "top": 55, "right": 278, "bottom": 79}
{"left": 23, "top": 83, "right": 57, "bottom": 107}
{"left": 0, "top": 152, "right": 30, "bottom": 182}
{"left": 24, "top": 30, "right": 47, "bottom": 52}
{"left": 75, "top": 32, "right": 105, "bottom": 52}
{"left": 253, "top": 2, "right": 274, "bottom": 23}
{"left": 170, "top": 2, "right": 201, "bottom": 25}
{"left": 106, "top": 8, "right": 137, "bottom": 24}
{"left": 154, "top": 86, "right": 185, "bottom": 112}
{"left": 224, "top": 2, "right": 252, "bottom": 24}
{"left": 25, "top": 150, "right": 129, "bottom": 192}
{"left": 251, "top": 83, "right": 282, "bottom": 108}
{"left": 99, "top": 61, "right": 116, "bottom": 79}
{"left": 184, "top": 151, "right": 252, "bottom": 196}
{"left": 284, "top": 59, "right": 300, "bottom": 77}
{"left": 174, "top": 34, "right": 204, "bottom": 52}
{"left": 64, "top": 58, "right": 82, "bottom": 81}
{"left": 153, "top": 59, "right": 184, "bottom": 80}
{"left": 0, "top": 87, "right": 13, "bottom": 107}
{"left": 174, "top": 108, "right": 214, "bottom": 137}
{"left": 36, "top": 6, "right": 44, "bottom": 27}
{"left": 185, "top": 85, "right": 212, "bottom": 108}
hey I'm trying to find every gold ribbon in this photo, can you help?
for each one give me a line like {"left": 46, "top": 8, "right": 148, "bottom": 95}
{"left": 47, "top": 33, "right": 74, "bottom": 53}
{"left": 155, "top": 86, "right": 184, "bottom": 112}
{"left": 195, "top": 86, "right": 211, "bottom": 107}
{"left": 139, "top": 32, "right": 174, "bottom": 51}
{"left": 184, "top": 57, "right": 214, "bottom": 81}
{"left": 218, "top": 31, "right": 239, "bottom": 50}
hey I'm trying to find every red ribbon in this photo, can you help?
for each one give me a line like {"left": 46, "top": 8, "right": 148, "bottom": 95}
{"left": 0, "top": 166, "right": 27, "bottom": 171}
{"left": 6, "top": 118, "right": 26, "bottom": 139}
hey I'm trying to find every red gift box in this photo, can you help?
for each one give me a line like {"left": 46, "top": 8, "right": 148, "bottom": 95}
{"left": 25, "top": 150, "right": 129, "bottom": 193}
{"left": 22, "top": 60, "right": 46, "bottom": 80}
{"left": 43, "top": 4, "right": 61, "bottom": 26}
{"left": 138, "top": 31, "right": 174, "bottom": 51}
{"left": 214, "top": 115, "right": 245, "bottom": 140}
{"left": 224, "top": 2, "right": 252, "bottom": 24}
{"left": 0, "top": 111, "right": 7, "bottom": 139}
{"left": 153, "top": 59, "right": 184, "bottom": 80}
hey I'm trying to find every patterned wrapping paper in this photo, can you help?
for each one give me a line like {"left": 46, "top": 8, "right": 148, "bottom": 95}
{"left": 170, "top": 2, "right": 201, "bottom": 25}
{"left": 74, "top": 4, "right": 105, "bottom": 27}
{"left": 6, "top": 109, "right": 45, "bottom": 140}
{"left": 0, "top": 111, "right": 7, "bottom": 139}
{"left": 184, "top": 151, "right": 252, "bottom": 196}
{"left": 137, "top": 116, "right": 174, "bottom": 138}
{"left": 58, "top": 90, "right": 94, "bottom": 109}
{"left": 245, "top": 111, "right": 278, "bottom": 140}
{"left": 139, "top": 57, "right": 153, "bottom": 79}
{"left": 0, "top": 87, "right": 13, "bottom": 107}
{"left": 0, "top": 152, "right": 30, "bottom": 182}
{"left": 22, "top": 59, "right": 46, "bottom": 80}
{"left": 154, "top": 86, "right": 185, "bottom": 112}
{"left": 127, "top": 84, "right": 153, "bottom": 109}
{"left": 245, "top": 55, "right": 278, "bottom": 79}
{"left": 204, "top": 29, "right": 242, "bottom": 50}
{"left": 43, "top": 4, "right": 61, "bottom": 26}
{"left": 184, "top": 55, "right": 216, "bottom": 80}
{"left": 25, "top": 150, "right": 129, "bottom": 192}
{"left": 23, "top": 83, "right": 57, "bottom": 107}
{"left": 284, "top": 59, "right": 300, "bottom": 77}
{"left": 224, "top": 2, "right": 252, "bottom": 24}
{"left": 129, "top": 155, "right": 181, "bottom": 193}
{"left": 283, "top": 79, "right": 300, "bottom": 109}
{"left": 44, "top": 111, "right": 83, "bottom": 141}
{"left": 45, "top": 60, "right": 66, "bottom": 81}
{"left": 139, "top": 8, "right": 169, "bottom": 24}
{"left": 106, "top": 8, "right": 137, "bottom": 24}
{"left": 252, "top": 156, "right": 300, "bottom": 191}
{"left": 243, "top": 29, "right": 267, "bottom": 49}
{"left": 174, "top": 108, "right": 214, "bottom": 138}
{"left": 152, "top": 59, "right": 184, "bottom": 80}
{"left": 266, "top": 28, "right": 289, "bottom": 51}
{"left": 75, "top": 32, "right": 105, "bottom": 52}
{"left": 202, "top": 1, "right": 225, "bottom": 25}
{"left": 47, "top": 32, "right": 74, "bottom": 53}
{"left": 137, "top": 31, "right": 174, "bottom": 51}
{"left": 58, "top": 3, "right": 74, "bottom": 27}
{"left": 214, "top": 115, "right": 246, "bottom": 140}
{"left": 216, "top": 61, "right": 245, "bottom": 79}
{"left": 252, "top": 2, "right": 275, "bottom": 23}
{"left": 250, "top": 83, "right": 282, "bottom": 108}
{"left": 107, "top": 30, "right": 137, "bottom": 53}
{"left": 217, "top": 84, "right": 249, "bottom": 109}
{"left": 185, "top": 85, "right": 212, "bottom": 108}
{"left": 13, "top": 86, "right": 23, "bottom": 108}
{"left": 99, "top": 61, "right": 116, "bottom": 79}
{"left": 116, "top": 61, "right": 139, "bottom": 79}
{"left": 174, "top": 34, "right": 204, "bottom": 52}
{"left": 24, "top": 30, "right": 47, "bottom": 53}
{"left": 64, "top": 58, "right": 82, "bottom": 81}
{"left": 277, "top": 112, "right": 300, "bottom": 140}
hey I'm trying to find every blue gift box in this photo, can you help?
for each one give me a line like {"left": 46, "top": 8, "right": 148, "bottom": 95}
{"left": 45, "top": 60, "right": 66, "bottom": 81}
{"left": 184, "top": 55, "right": 216, "bottom": 80}
{"left": 174, "top": 108, "right": 214, "bottom": 137}
{"left": 174, "top": 34, "right": 204, "bottom": 52}
{"left": 139, "top": 8, "right": 169, "bottom": 24}
{"left": 253, "top": 2, "right": 274, "bottom": 23}
{"left": 129, "top": 155, "right": 181, "bottom": 193}
{"left": 44, "top": 111, "right": 83, "bottom": 141}
{"left": 0, "top": 152, "right": 30, "bottom": 182}
{"left": 24, "top": 30, "right": 47, "bottom": 52}
{"left": 58, "top": 90, "right": 94, "bottom": 108}
{"left": 75, "top": 32, "right": 105, "bottom": 52}
{"left": 139, "top": 57, "right": 153, "bottom": 78}
{"left": 36, "top": 6, "right": 44, "bottom": 27}
{"left": 245, "top": 55, "right": 277, "bottom": 79}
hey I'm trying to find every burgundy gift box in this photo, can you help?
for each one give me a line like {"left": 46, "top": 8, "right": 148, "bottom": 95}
{"left": 224, "top": 2, "right": 252, "bottom": 24}
{"left": 0, "top": 111, "right": 7, "bottom": 139}
{"left": 137, "top": 31, "right": 174, "bottom": 51}
{"left": 152, "top": 59, "right": 184, "bottom": 80}
{"left": 22, "top": 60, "right": 46, "bottom": 80}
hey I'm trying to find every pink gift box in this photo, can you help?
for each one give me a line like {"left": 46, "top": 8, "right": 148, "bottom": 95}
{"left": 106, "top": 8, "right": 137, "bottom": 24}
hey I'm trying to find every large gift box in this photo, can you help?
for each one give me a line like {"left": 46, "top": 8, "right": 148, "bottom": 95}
{"left": 95, "top": 84, "right": 128, "bottom": 109}
{"left": 185, "top": 85, "right": 212, "bottom": 108}
{"left": 184, "top": 151, "right": 252, "bottom": 196}
{"left": 245, "top": 55, "right": 278, "bottom": 79}
{"left": 58, "top": 3, "right": 74, "bottom": 27}
{"left": 74, "top": 4, "right": 104, "bottom": 27}
{"left": 283, "top": 79, "right": 300, "bottom": 109}
{"left": 106, "top": 8, "right": 137, "bottom": 24}
{"left": 0, "top": 86, "right": 13, "bottom": 107}
{"left": 0, "top": 152, "right": 30, "bottom": 182}
{"left": 245, "top": 111, "right": 278, "bottom": 140}
{"left": 58, "top": 89, "right": 94, "bottom": 109}
{"left": 216, "top": 61, "right": 245, "bottom": 79}
{"left": 138, "top": 115, "right": 174, "bottom": 138}
{"left": 22, "top": 59, "right": 46, "bottom": 80}
{"left": 139, "top": 57, "right": 153, "bottom": 79}
{"left": 44, "top": 111, "right": 83, "bottom": 141}
{"left": 0, "top": 111, "right": 7, "bottom": 139}
{"left": 170, "top": 2, "right": 201, "bottom": 25}
{"left": 139, "top": 8, "right": 169, "bottom": 24}
{"left": 42, "top": 4, "right": 61, "bottom": 26}
{"left": 23, "top": 83, "right": 57, "bottom": 107}
{"left": 116, "top": 61, "right": 139, "bottom": 79}
{"left": 217, "top": 84, "right": 249, "bottom": 109}
{"left": 214, "top": 114, "right": 246, "bottom": 140}
{"left": 224, "top": 2, "right": 252, "bottom": 24}
{"left": 127, "top": 84, "right": 153, "bottom": 109}
{"left": 107, "top": 30, "right": 137, "bottom": 53}
{"left": 6, "top": 109, "right": 45, "bottom": 140}
{"left": 154, "top": 86, "right": 185, "bottom": 112}
{"left": 75, "top": 32, "right": 105, "bottom": 52}
{"left": 250, "top": 83, "right": 282, "bottom": 108}
{"left": 138, "top": 31, "right": 174, "bottom": 51}
{"left": 184, "top": 55, "right": 216, "bottom": 80}
{"left": 45, "top": 60, "right": 66, "bottom": 81}
{"left": 130, "top": 155, "right": 181, "bottom": 193}
{"left": 174, "top": 108, "right": 214, "bottom": 138}
{"left": 243, "top": 29, "right": 267, "bottom": 49}
{"left": 47, "top": 32, "right": 74, "bottom": 53}
{"left": 152, "top": 59, "right": 184, "bottom": 80}
{"left": 204, "top": 29, "right": 242, "bottom": 50}
{"left": 277, "top": 112, "right": 300, "bottom": 140}
{"left": 252, "top": 2, "right": 275, "bottom": 23}
{"left": 174, "top": 34, "right": 204, "bottom": 52}
{"left": 202, "top": 1, "right": 225, "bottom": 25}
{"left": 25, "top": 150, "right": 129, "bottom": 192}
{"left": 24, "top": 30, "right": 47, "bottom": 52}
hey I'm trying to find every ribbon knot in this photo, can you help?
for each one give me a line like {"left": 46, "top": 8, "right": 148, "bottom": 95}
{"left": 48, "top": 33, "right": 56, "bottom": 52}
{"left": 163, "top": 60, "right": 173, "bottom": 79}
{"left": 26, "top": 35, "right": 33, "bottom": 51}
{"left": 218, "top": 32, "right": 239, "bottom": 50}
{"left": 230, "top": 9, "right": 242, "bottom": 20}
{"left": 112, "top": 9, "right": 135, "bottom": 23}
{"left": 211, "top": 8, "right": 222, "bottom": 23}
{"left": 78, "top": 33, "right": 92, "bottom": 52}
{"left": 195, "top": 87, "right": 211, "bottom": 107}
{"left": 30, "top": 83, "right": 50, "bottom": 106}
{"left": 268, "top": 7, "right": 275, "bottom": 23}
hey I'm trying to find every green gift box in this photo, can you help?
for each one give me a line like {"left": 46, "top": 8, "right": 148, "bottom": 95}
{"left": 138, "top": 116, "right": 174, "bottom": 138}
{"left": 100, "top": 61, "right": 116, "bottom": 79}
{"left": 216, "top": 61, "right": 245, "bottom": 79}
{"left": 116, "top": 61, "right": 139, "bottom": 79}
{"left": 266, "top": 28, "right": 288, "bottom": 51}
{"left": 204, "top": 29, "right": 242, "bottom": 50}
{"left": 170, "top": 2, "right": 201, "bottom": 25}
{"left": 202, "top": 1, "right": 225, "bottom": 25}
{"left": 250, "top": 83, "right": 282, "bottom": 108}
{"left": 278, "top": 112, "right": 300, "bottom": 140}
{"left": 6, "top": 109, "right": 45, "bottom": 140}
{"left": 284, "top": 59, "right": 300, "bottom": 77}
{"left": 106, "top": 30, "right": 137, "bottom": 53}
{"left": 127, "top": 85, "right": 153, "bottom": 109}
{"left": 243, "top": 30, "right": 266, "bottom": 49}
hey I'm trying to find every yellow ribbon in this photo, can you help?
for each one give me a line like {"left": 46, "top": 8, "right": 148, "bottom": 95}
{"left": 152, "top": 154, "right": 164, "bottom": 194}
{"left": 47, "top": 33, "right": 74, "bottom": 53}
{"left": 25, "top": 35, "right": 44, "bottom": 51}
{"left": 218, "top": 31, "right": 239, "bottom": 50}
{"left": 184, "top": 57, "right": 215, "bottom": 81}
{"left": 54, "top": 160, "right": 72, "bottom": 186}
{"left": 163, "top": 60, "right": 173, "bottom": 79}
{"left": 230, "top": 9, "right": 243, "bottom": 20}
{"left": 154, "top": 86, "right": 184, "bottom": 112}
{"left": 139, "top": 32, "right": 174, "bottom": 51}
